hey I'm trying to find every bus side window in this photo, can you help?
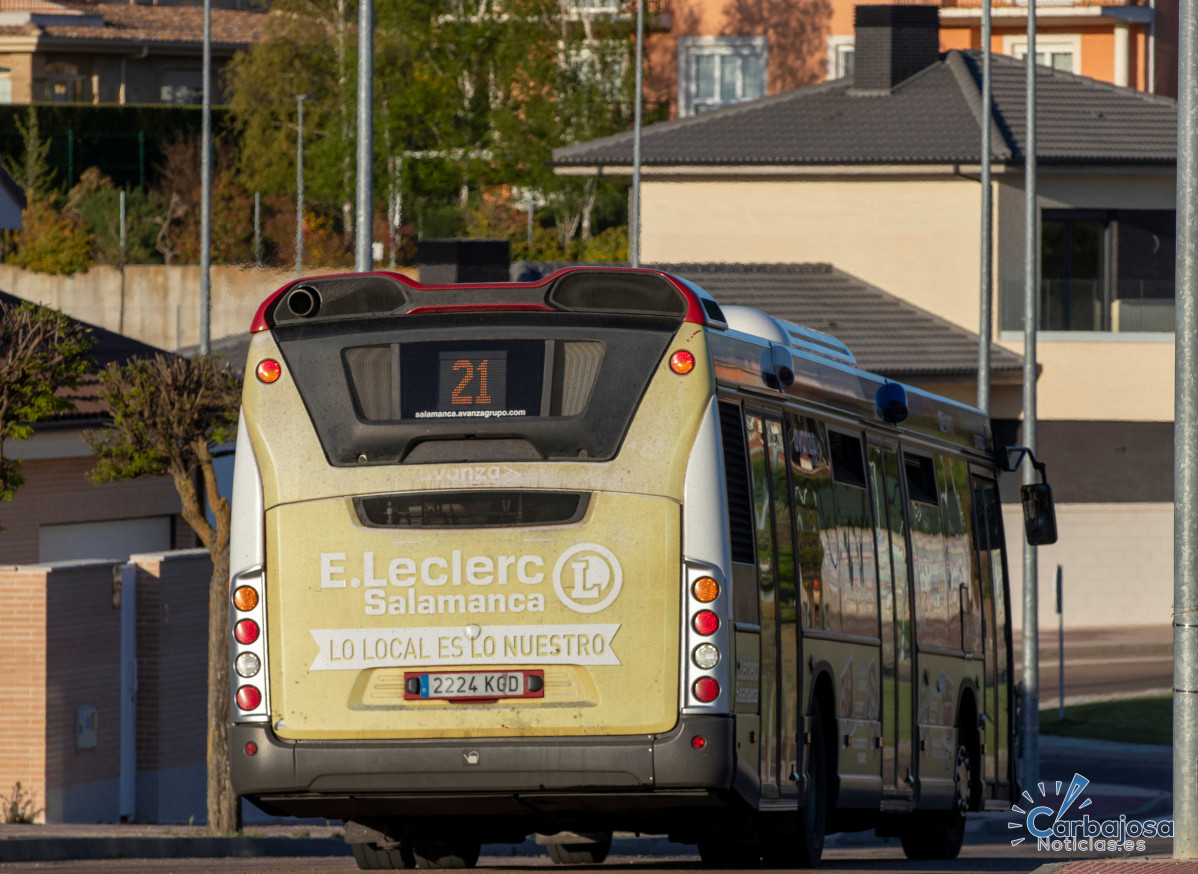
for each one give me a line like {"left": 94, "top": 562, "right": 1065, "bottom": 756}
{"left": 830, "top": 432, "right": 876, "bottom": 638}
{"left": 905, "top": 452, "right": 950, "bottom": 649}
{"left": 941, "top": 456, "right": 981, "bottom": 654}
{"left": 790, "top": 417, "right": 834, "bottom": 631}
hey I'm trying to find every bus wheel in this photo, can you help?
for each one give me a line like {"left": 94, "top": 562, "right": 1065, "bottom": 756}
{"left": 899, "top": 744, "right": 969, "bottom": 861}
{"left": 411, "top": 839, "right": 481, "bottom": 869}
{"left": 795, "top": 699, "right": 828, "bottom": 867}
{"left": 545, "top": 832, "right": 612, "bottom": 864}
{"left": 352, "top": 841, "right": 416, "bottom": 870}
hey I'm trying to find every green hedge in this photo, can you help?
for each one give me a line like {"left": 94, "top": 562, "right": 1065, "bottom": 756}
{"left": 0, "top": 103, "right": 234, "bottom": 193}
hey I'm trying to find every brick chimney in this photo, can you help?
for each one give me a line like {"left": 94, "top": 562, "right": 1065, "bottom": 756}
{"left": 852, "top": 5, "right": 940, "bottom": 94}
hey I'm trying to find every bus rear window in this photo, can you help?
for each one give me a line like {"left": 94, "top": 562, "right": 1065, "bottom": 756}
{"left": 273, "top": 314, "right": 675, "bottom": 465}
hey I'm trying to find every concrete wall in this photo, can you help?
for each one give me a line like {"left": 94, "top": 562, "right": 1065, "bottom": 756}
{"left": 0, "top": 264, "right": 421, "bottom": 355}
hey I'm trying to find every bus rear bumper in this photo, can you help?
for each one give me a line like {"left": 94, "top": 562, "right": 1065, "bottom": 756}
{"left": 231, "top": 715, "right": 735, "bottom": 820}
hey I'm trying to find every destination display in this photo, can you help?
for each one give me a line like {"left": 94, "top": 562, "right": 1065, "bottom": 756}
{"left": 401, "top": 340, "right": 544, "bottom": 420}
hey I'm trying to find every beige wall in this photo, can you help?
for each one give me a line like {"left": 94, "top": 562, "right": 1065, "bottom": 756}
{"left": 641, "top": 170, "right": 1177, "bottom": 423}
{"left": 1004, "top": 502, "right": 1173, "bottom": 632}
{"left": 642, "top": 174, "right": 984, "bottom": 331}
{"left": 998, "top": 337, "right": 1176, "bottom": 422}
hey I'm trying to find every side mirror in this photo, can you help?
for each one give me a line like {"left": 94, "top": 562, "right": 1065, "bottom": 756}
{"left": 1020, "top": 482, "right": 1058, "bottom": 546}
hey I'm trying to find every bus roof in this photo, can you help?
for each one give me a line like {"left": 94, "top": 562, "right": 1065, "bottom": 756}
{"left": 250, "top": 267, "right": 993, "bottom": 455}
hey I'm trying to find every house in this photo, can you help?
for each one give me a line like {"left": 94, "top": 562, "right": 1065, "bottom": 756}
{"left": 644, "top": 0, "right": 1170, "bottom": 126}
{"left": 0, "top": 0, "right": 269, "bottom": 105}
{"left": 554, "top": 8, "right": 1178, "bottom": 630}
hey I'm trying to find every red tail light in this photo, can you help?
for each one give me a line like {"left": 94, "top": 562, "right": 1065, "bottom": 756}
{"left": 234, "top": 619, "right": 260, "bottom": 645}
{"left": 692, "top": 678, "right": 720, "bottom": 703}
{"left": 236, "top": 685, "right": 262, "bottom": 710}
{"left": 692, "top": 610, "right": 720, "bottom": 636}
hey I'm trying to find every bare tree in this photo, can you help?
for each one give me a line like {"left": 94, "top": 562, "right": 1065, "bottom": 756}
{"left": 85, "top": 354, "right": 242, "bottom": 835}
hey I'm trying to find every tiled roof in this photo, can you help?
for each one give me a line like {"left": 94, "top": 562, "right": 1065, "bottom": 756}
{"left": 554, "top": 51, "right": 1177, "bottom": 168}
{"left": 35, "top": 4, "right": 269, "bottom": 46}
{"left": 649, "top": 262, "right": 1024, "bottom": 380}
{"left": 0, "top": 290, "right": 167, "bottom": 422}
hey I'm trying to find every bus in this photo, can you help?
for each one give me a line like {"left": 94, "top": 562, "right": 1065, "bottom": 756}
{"left": 228, "top": 267, "right": 1048, "bottom": 869}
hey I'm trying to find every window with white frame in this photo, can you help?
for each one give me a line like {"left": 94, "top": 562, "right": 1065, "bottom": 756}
{"left": 0, "top": 67, "right": 11, "bottom": 104}
{"left": 1004, "top": 35, "right": 1080, "bottom": 73}
{"left": 826, "top": 36, "right": 855, "bottom": 80}
{"left": 678, "top": 36, "right": 766, "bottom": 117}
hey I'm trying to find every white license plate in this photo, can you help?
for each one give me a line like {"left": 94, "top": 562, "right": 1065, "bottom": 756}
{"left": 404, "top": 669, "right": 544, "bottom": 700}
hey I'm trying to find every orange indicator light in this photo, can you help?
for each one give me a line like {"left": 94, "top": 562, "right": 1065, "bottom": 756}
{"left": 256, "top": 359, "right": 282, "bottom": 384}
{"left": 692, "top": 577, "right": 719, "bottom": 603}
{"left": 233, "top": 586, "right": 259, "bottom": 611}
{"left": 670, "top": 350, "right": 695, "bottom": 375}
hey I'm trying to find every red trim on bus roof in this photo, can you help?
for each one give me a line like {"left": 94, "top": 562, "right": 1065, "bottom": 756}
{"left": 405, "top": 303, "right": 554, "bottom": 315}
{"left": 249, "top": 267, "right": 707, "bottom": 331}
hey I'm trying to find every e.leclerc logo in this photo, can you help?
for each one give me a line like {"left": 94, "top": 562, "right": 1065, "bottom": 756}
{"left": 1009, "top": 773, "right": 1173, "bottom": 852}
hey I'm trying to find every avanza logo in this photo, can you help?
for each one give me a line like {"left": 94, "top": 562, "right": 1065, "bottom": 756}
{"left": 1009, "top": 773, "right": 1173, "bottom": 852}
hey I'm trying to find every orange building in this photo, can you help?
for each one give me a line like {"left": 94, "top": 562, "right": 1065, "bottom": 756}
{"left": 644, "top": 0, "right": 1173, "bottom": 120}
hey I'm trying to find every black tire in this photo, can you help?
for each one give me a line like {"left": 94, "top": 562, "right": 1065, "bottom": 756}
{"left": 698, "top": 837, "right": 760, "bottom": 868}
{"left": 545, "top": 832, "right": 612, "bottom": 865}
{"left": 353, "top": 841, "right": 416, "bottom": 870}
{"left": 412, "top": 839, "right": 481, "bottom": 869}
{"left": 899, "top": 743, "right": 969, "bottom": 861}
{"left": 791, "top": 699, "right": 828, "bottom": 867}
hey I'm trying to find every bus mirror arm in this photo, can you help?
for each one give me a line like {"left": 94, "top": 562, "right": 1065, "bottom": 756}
{"left": 999, "top": 446, "right": 1058, "bottom": 547}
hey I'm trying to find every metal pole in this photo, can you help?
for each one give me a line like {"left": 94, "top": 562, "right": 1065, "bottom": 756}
{"left": 254, "top": 192, "right": 262, "bottom": 268}
{"left": 1174, "top": 0, "right": 1198, "bottom": 853}
{"left": 629, "top": 0, "right": 645, "bottom": 267}
{"left": 296, "top": 95, "right": 306, "bottom": 276}
{"left": 119, "top": 189, "right": 127, "bottom": 335}
{"left": 978, "top": 0, "right": 993, "bottom": 415}
{"left": 527, "top": 189, "right": 534, "bottom": 249}
{"left": 355, "top": 0, "right": 374, "bottom": 272}
{"left": 199, "top": 0, "right": 211, "bottom": 356}
{"left": 1056, "top": 565, "right": 1064, "bottom": 721}
{"left": 1020, "top": 0, "right": 1039, "bottom": 793}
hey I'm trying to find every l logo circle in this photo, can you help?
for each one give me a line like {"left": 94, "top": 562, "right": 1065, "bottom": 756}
{"left": 552, "top": 543, "right": 623, "bottom": 613}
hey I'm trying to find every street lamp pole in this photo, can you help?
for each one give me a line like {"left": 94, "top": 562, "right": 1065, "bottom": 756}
{"left": 199, "top": 0, "right": 211, "bottom": 355}
{"left": 355, "top": 0, "right": 374, "bottom": 272}
{"left": 629, "top": 0, "right": 645, "bottom": 267}
{"left": 296, "top": 94, "right": 307, "bottom": 276}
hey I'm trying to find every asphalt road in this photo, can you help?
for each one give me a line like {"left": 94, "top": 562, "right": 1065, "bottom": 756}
{"left": 0, "top": 834, "right": 1173, "bottom": 874}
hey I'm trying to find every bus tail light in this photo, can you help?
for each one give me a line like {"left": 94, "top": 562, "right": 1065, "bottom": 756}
{"left": 692, "top": 677, "right": 720, "bottom": 703}
{"left": 692, "top": 610, "right": 719, "bottom": 636}
{"left": 692, "top": 576, "right": 719, "bottom": 602}
{"left": 235, "top": 619, "right": 260, "bottom": 645}
{"left": 244, "top": 742, "right": 258, "bottom": 757}
{"left": 233, "top": 585, "right": 259, "bottom": 611}
{"left": 256, "top": 359, "right": 282, "bottom": 384}
{"left": 670, "top": 350, "right": 696, "bottom": 375}
{"left": 236, "top": 652, "right": 262, "bottom": 678}
{"left": 692, "top": 643, "right": 721, "bottom": 669}
{"left": 236, "top": 685, "right": 262, "bottom": 710}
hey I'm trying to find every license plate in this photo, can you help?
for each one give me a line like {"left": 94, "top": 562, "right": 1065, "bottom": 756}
{"left": 403, "top": 669, "right": 544, "bottom": 701}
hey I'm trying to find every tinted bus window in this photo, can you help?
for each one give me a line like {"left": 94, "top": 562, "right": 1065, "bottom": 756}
{"left": 789, "top": 417, "right": 835, "bottom": 631}
{"left": 831, "top": 432, "right": 877, "bottom": 638}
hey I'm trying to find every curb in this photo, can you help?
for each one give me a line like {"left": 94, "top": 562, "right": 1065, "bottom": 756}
{"left": 0, "top": 836, "right": 351, "bottom": 863}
